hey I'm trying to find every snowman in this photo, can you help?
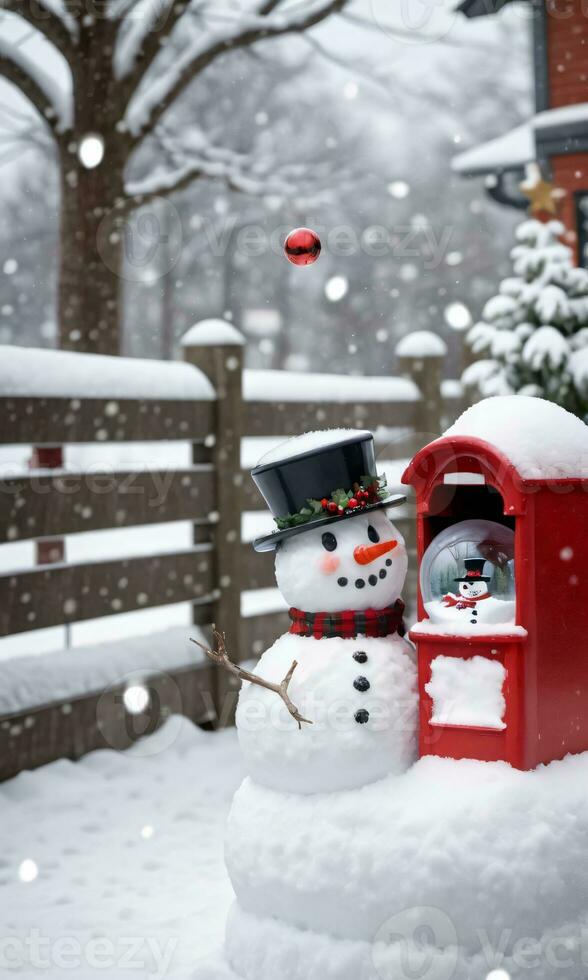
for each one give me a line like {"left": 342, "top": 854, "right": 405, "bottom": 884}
{"left": 442, "top": 558, "right": 492, "bottom": 627}
{"left": 199, "top": 429, "right": 418, "bottom": 795}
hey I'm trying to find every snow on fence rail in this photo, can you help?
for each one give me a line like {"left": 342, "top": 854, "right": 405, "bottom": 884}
{"left": 0, "top": 326, "right": 465, "bottom": 780}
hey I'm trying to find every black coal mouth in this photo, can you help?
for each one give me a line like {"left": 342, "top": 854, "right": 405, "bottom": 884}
{"left": 337, "top": 557, "right": 393, "bottom": 590}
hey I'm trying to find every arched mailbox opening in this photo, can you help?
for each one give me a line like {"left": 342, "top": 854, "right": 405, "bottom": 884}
{"left": 425, "top": 482, "right": 514, "bottom": 537}
{"left": 420, "top": 482, "right": 517, "bottom": 630}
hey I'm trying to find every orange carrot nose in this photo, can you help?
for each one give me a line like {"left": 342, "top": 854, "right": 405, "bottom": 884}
{"left": 353, "top": 539, "right": 398, "bottom": 565}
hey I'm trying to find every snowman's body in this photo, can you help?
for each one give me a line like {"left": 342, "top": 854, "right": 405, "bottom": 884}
{"left": 236, "top": 508, "right": 418, "bottom": 794}
{"left": 237, "top": 631, "right": 416, "bottom": 794}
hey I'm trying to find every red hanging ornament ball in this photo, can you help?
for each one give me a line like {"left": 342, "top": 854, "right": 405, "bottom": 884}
{"left": 284, "top": 227, "right": 321, "bottom": 266}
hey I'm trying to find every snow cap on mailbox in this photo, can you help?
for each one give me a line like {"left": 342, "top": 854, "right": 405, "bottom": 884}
{"left": 403, "top": 394, "right": 588, "bottom": 515}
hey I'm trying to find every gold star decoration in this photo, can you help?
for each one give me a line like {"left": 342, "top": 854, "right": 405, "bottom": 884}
{"left": 519, "top": 163, "right": 565, "bottom": 216}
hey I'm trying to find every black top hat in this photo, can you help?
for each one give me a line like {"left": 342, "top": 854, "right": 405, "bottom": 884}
{"left": 454, "top": 558, "right": 491, "bottom": 583}
{"left": 251, "top": 430, "right": 405, "bottom": 552}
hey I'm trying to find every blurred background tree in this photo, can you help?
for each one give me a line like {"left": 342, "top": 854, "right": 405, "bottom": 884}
{"left": 0, "top": 0, "right": 533, "bottom": 375}
{"left": 463, "top": 218, "right": 588, "bottom": 420}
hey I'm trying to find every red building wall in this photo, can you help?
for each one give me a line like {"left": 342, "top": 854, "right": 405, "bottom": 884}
{"left": 542, "top": 3, "right": 588, "bottom": 261}
{"left": 551, "top": 153, "right": 586, "bottom": 255}
{"left": 546, "top": 0, "right": 588, "bottom": 108}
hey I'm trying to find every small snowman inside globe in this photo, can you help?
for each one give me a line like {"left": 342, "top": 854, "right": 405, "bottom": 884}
{"left": 443, "top": 558, "right": 492, "bottom": 626}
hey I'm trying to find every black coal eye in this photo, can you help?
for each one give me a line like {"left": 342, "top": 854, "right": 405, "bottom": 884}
{"left": 367, "top": 525, "right": 379, "bottom": 543}
{"left": 321, "top": 532, "right": 337, "bottom": 552}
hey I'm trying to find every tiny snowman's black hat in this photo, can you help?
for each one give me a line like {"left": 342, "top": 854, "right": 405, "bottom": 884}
{"left": 251, "top": 430, "right": 405, "bottom": 552}
{"left": 454, "top": 558, "right": 491, "bottom": 583}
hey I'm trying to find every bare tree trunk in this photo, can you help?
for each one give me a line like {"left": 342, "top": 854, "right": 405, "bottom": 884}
{"left": 58, "top": 144, "right": 127, "bottom": 356}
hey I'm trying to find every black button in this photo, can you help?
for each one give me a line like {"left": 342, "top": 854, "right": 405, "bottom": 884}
{"left": 368, "top": 574, "right": 378, "bottom": 586}
{"left": 379, "top": 569, "right": 387, "bottom": 579}
{"left": 354, "top": 676, "right": 370, "bottom": 692}
{"left": 355, "top": 578, "right": 365, "bottom": 589}
{"left": 355, "top": 709, "right": 369, "bottom": 724}
{"left": 337, "top": 577, "right": 348, "bottom": 587}
{"left": 353, "top": 651, "right": 368, "bottom": 664}
{"left": 385, "top": 559, "right": 392, "bottom": 567}
{"left": 472, "top": 610, "right": 478, "bottom": 615}
{"left": 471, "top": 620, "right": 477, "bottom": 625}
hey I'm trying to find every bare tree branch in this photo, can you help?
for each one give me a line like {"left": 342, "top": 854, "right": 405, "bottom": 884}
{"left": 125, "top": 0, "right": 350, "bottom": 145}
{"left": 191, "top": 628, "right": 312, "bottom": 729}
{"left": 116, "top": 0, "right": 195, "bottom": 96}
{"left": 0, "top": 0, "right": 77, "bottom": 56}
{"left": 125, "top": 152, "right": 292, "bottom": 207}
{"left": 0, "top": 49, "right": 62, "bottom": 134}
{"left": 125, "top": 118, "right": 295, "bottom": 206}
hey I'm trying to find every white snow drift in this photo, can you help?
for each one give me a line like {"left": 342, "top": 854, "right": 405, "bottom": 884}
{"left": 224, "top": 752, "right": 588, "bottom": 980}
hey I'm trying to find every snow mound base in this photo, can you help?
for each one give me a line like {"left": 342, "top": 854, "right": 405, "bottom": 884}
{"left": 226, "top": 902, "right": 588, "bottom": 980}
{"left": 226, "top": 752, "right": 588, "bottom": 979}
{"left": 442, "top": 395, "right": 588, "bottom": 479}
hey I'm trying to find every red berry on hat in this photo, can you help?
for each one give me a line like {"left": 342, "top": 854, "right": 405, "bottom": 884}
{"left": 348, "top": 497, "right": 358, "bottom": 509}
{"left": 327, "top": 501, "right": 338, "bottom": 513}
{"left": 321, "top": 498, "right": 329, "bottom": 509}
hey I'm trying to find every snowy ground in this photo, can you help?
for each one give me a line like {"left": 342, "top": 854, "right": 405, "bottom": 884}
{"left": 0, "top": 435, "right": 412, "bottom": 978}
{"left": 0, "top": 719, "right": 242, "bottom": 979}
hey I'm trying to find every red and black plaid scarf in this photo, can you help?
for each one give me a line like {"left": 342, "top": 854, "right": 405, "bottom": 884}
{"left": 289, "top": 599, "right": 405, "bottom": 640}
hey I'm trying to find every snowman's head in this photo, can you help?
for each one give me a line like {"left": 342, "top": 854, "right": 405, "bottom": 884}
{"left": 275, "top": 509, "right": 407, "bottom": 612}
{"left": 458, "top": 580, "right": 489, "bottom": 599}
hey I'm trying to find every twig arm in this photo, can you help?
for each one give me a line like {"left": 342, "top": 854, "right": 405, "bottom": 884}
{"left": 190, "top": 628, "right": 312, "bottom": 729}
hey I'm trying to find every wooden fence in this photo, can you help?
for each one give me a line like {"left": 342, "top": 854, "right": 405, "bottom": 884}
{"left": 0, "top": 325, "right": 465, "bottom": 779}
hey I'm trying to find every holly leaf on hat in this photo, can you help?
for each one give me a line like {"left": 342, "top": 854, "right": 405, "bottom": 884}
{"left": 332, "top": 488, "right": 351, "bottom": 508}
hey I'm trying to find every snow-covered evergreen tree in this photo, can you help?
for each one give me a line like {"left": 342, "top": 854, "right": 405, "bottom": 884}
{"left": 462, "top": 219, "right": 588, "bottom": 420}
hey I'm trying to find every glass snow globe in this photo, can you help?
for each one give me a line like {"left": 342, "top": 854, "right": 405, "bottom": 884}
{"left": 420, "top": 519, "right": 516, "bottom": 628}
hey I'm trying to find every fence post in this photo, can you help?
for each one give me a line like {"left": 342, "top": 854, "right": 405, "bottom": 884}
{"left": 181, "top": 319, "right": 245, "bottom": 726}
{"left": 395, "top": 331, "right": 447, "bottom": 439}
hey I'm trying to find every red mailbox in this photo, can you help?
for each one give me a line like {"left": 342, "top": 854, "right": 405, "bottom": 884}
{"left": 402, "top": 399, "right": 588, "bottom": 770}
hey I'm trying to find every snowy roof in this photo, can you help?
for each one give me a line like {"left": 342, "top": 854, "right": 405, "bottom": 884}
{"left": 181, "top": 319, "right": 245, "bottom": 347}
{"left": 440, "top": 396, "right": 588, "bottom": 479}
{"left": 534, "top": 101, "right": 588, "bottom": 132}
{"left": 257, "top": 429, "right": 372, "bottom": 466}
{"left": 395, "top": 331, "right": 448, "bottom": 358}
{"left": 244, "top": 370, "right": 419, "bottom": 403}
{"left": 453, "top": 103, "right": 588, "bottom": 177}
{"left": 0, "top": 346, "right": 215, "bottom": 400}
{"left": 452, "top": 123, "right": 533, "bottom": 176}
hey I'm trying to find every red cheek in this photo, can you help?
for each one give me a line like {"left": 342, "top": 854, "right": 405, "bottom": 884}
{"left": 318, "top": 554, "right": 340, "bottom": 575}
